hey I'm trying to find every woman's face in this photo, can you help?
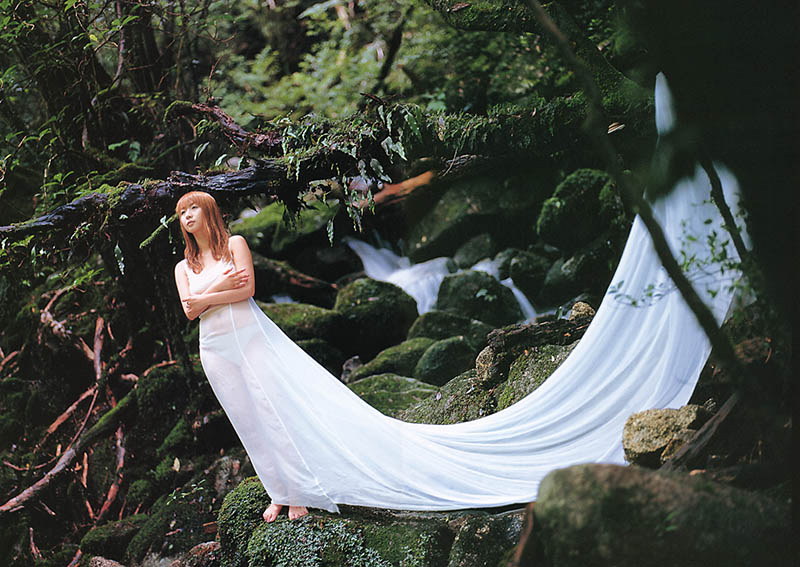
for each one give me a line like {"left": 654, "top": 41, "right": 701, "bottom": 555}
{"left": 179, "top": 202, "right": 206, "bottom": 234}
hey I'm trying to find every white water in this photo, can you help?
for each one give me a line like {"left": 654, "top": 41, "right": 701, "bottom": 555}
{"left": 345, "top": 238, "right": 538, "bottom": 322}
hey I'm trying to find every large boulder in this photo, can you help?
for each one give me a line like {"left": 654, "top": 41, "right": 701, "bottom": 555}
{"left": 348, "top": 373, "right": 438, "bottom": 417}
{"left": 297, "top": 338, "right": 346, "bottom": 377}
{"left": 399, "top": 370, "right": 496, "bottom": 425}
{"left": 508, "top": 249, "right": 552, "bottom": 300}
{"left": 218, "top": 476, "right": 524, "bottom": 567}
{"left": 258, "top": 301, "right": 345, "bottom": 345}
{"left": 436, "top": 271, "right": 522, "bottom": 327}
{"left": 622, "top": 405, "right": 712, "bottom": 467}
{"left": 407, "top": 310, "right": 493, "bottom": 353}
{"left": 496, "top": 342, "right": 578, "bottom": 411}
{"left": 413, "top": 336, "right": 476, "bottom": 386}
{"left": 405, "top": 175, "right": 545, "bottom": 262}
{"left": 532, "top": 464, "right": 791, "bottom": 567}
{"left": 453, "top": 233, "right": 497, "bottom": 268}
{"left": 334, "top": 278, "right": 419, "bottom": 359}
{"left": 349, "top": 337, "right": 436, "bottom": 382}
{"left": 535, "top": 168, "right": 618, "bottom": 252}
{"left": 475, "top": 316, "right": 591, "bottom": 389}
{"left": 231, "top": 200, "right": 339, "bottom": 258}
{"left": 80, "top": 515, "right": 149, "bottom": 562}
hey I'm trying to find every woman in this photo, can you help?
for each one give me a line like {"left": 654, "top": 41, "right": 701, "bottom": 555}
{"left": 173, "top": 191, "right": 308, "bottom": 521}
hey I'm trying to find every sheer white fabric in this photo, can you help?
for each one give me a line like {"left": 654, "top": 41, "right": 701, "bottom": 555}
{"left": 187, "top": 74, "right": 743, "bottom": 513}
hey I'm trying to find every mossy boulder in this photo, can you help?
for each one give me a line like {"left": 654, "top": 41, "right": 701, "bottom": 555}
{"left": 407, "top": 310, "right": 493, "bottom": 353}
{"left": 414, "top": 337, "right": 476, "bottom": 387}
{"left": 217, "top": 477, "right": 270, "bottom": 567}
{"left": 79, "top": 514, "right": 149, "bottom": 561}
{"left": 447, "top": 511, "right": 524, "bottom": 567}
{"left": 622, "top": 405, "right": 712, "bottom": 468}
{"left": 348, "top": 373, "right": 438, "bottom": 416}
{"left": 130, "top": 364, "right": 192, "bottom": 465}
{"left": 218, "top": 477, "right": 456, "bottom": 567}
{"left": 436, "top": 271, "right": 522, "bottom": 327}
{"left": 405, "top": 175, "right": 544, "bottom": 262}
{"left": 532, "top": 464, "right": 791, "bottom": 567}
{"left": 399, "top": 370, "right": 496, "bottom": 424}
{"left": 258, "top": 301, "right": 345, "bottom": 344}
{"left": 334, "top": 278, "right": 419, "bottom": 358}
{"left": 349, "top": 337, "right": 436, "bottom": 382}
{"left": 453, "top": 233, "right": 497, "bottom": 268}
{"left": 496, "top": 343, "right": 578, "bottom": 410}
{"left": 231, "top": 200, "right": 339, "bottom": 257}
{"left": 535, "top": 168, "right": 616, "bottom": 252}
{"left": 297, "top": 338, "right": 346, "bottom": 377}
{"left": 509, "top": 250, "right": 552, "bottom": 300}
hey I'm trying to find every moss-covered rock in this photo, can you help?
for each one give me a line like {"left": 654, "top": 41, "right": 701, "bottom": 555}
{"left": 622, "top": 405, "right": 712, "bottom": 468}
{"left": 414, "top": 337, "right": 476, "bottom": 387}
{"left": 533, "top": 464, "right": 791, "bottom": 567}
{"left": 349, "top": 337, "right": 436, "bottom": 382}
{"left": 407, "top": 310, "right": 493, "bottom": 353}
{"left": 126, "top": 478, "right": 218, "bottom": 562}
{"left": 509, "top": 250, "right": 552, "bottom": 300}
{"left": 79, "top": 514, "right": 149, "bottom": 561}
{"left": 219, "top": 478, "right": 456, "bottom": 567}
{"left": 535, "top": 168, "right": 615, "bottom": 252}
{"left": 348, "top": 373, "right": 438, "bottom": 416}
{"left": 231, "top": 200, "right": 339, "bottom": 257}
{"left": 157, "top": 417, "right": 195, "bottom": 459}
{"left": 496, "top": 343, "right": 578, "bottom": 410}
{"left": 258, "top": 301, "right": 345, "bottom": 344}
{"left": 453, "top": 233, "right": 497, "bottom": 268}
{"left": 334, "top": 278, "right": 419, "bottom": 358}
{"left": 435, "top": 271, "right": 522, "bottom": 327}
{"left": 217, "top": 477, "right": 270, "bottom": 567}
{"left": 447, "top": 511, "right": 524, "bottom": 567}
{"left": 405, "top": 174, "right": 545, "bottom": 263}
{"left": 297, "top": 338, "right": 346, "bottom": 377}
{"left": 399, "top": 370, "right": 496, "bottom": 424}
{"left": 131, "top": 364, "right": 192, "bottom": 465}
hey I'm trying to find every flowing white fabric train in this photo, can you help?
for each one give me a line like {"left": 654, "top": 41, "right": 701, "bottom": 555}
{"left": 187, "top": 74, "right": 743, "bottom": 513}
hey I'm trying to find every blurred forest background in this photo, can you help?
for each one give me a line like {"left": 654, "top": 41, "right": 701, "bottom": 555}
{"left": 0, "top": 0, "right": 795, "bottom": 565}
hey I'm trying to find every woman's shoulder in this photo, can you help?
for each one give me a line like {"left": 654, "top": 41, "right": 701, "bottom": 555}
{"left": 174, "top": 258, "right": 188, "bottom": 273}
{"left": 228, "top": 234, "right": 248, "bottom": 247}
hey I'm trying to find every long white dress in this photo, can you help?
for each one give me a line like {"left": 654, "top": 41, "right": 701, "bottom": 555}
{"left": 185, "top": 74, "right": 744, "bottom": 514}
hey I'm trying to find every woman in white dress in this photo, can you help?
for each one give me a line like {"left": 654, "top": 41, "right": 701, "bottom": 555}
{"left": 172, "top": 191, "right": 309, "bottom": 522}
{"left": 169, "top": 76, "right": 742, "bottom": 525}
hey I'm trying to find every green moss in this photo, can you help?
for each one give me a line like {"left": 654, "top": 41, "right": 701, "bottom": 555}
{"left": 231, "top": 200, "right": 339, "bottom": 256}
{"left": 334, "top": 278, "right": 419, "bottom": 358}
{"left": 435, "top": 271, "right": 522, "bottom": 327}
{"left": 407, "top": 310, "right": 493, "bottom": 352}
{"left": 348, "top": 373, "right": 438, "bottom": 416}
{"left": 217, "top": 477, "right": 271, "bottom": 567}
{"left": 399, "top": 369, "right": 496, "bottom": 425}
{"left": 536, "top": 169, "right": 615, "bottom": 252}
{"left": 258, "top": 301, "right": 345, "bottom": 343}
{"left": 414, "top": 336, "right": 476, "bottom": 386}
{"left": 126, "top": 480, "right": 217, "bottom": 562}
{"left": 156, "top": 417, "right": 195, "bottom": 459}
{"left": 496, "top": 343, "right": 578, "bottom": 411}
{"left": 126, "top": 479, "right": 154, "bottom": 507}
{"left": 79, "top": 514, "right": 148, "bottom": 560}
{"left": 349, "top": 337, "right": 436, "bottom": 382}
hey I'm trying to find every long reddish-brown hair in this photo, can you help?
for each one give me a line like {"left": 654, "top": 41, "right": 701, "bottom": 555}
{"left": 175, "top": 191, "right": 232, "bottom": 273}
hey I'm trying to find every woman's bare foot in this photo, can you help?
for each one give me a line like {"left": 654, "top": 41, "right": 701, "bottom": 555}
{"left": 262, "top": 503, "right": 282, "bottom": 522}
{"left": 288, "top": 505, "right": 309, "bottom": 520}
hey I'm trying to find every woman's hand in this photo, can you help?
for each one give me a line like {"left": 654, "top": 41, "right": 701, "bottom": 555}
{"left": 217, "top": 266, "right": 250, "bottom": 291}
{"left": 182, "top": 295, "right": 209, "bottom": 319}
